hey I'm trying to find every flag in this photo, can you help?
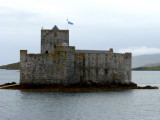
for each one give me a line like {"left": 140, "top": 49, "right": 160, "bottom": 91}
{"left": 67, "top": 19, "right": 74, "bottom": 25}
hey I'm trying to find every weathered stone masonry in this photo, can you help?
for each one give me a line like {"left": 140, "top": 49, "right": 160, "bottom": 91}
{"left": 20, "top": 26, "right": 132, "bottom": 86}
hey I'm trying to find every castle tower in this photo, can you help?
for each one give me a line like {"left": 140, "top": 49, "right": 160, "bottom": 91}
{"left": 41, "top": 25, "right": 69, "bottom": 54}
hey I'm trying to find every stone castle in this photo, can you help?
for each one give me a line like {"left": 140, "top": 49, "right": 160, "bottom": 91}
{"left": 20, "top": 26, "right": 133, "bottom": 86}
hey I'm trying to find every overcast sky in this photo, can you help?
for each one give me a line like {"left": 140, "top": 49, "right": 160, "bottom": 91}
{"left": 1, "top": 0, "right": 160, "bottom": 65}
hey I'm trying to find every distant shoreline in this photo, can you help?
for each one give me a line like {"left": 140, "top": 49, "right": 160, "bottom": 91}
{"left": 132, "top": 67, "right": 160, "bottom": 71}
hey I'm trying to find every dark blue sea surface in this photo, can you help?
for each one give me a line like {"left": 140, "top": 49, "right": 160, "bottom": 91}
{"left": 0, "top": 70, "right": 160, "bottom": 120}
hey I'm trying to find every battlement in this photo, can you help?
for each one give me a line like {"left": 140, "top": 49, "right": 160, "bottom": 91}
{"left": 20, "top": 50, "right": 27, "bottom": 54}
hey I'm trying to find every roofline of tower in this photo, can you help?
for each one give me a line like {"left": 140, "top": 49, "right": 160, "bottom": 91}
{"left": 41, "top": 29, "right": 69, "bottom": 32}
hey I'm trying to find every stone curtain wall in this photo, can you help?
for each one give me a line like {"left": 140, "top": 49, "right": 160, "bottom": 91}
{"left": 20, "top": 48, "right": 131, "bottom": 86}
{"left": 20, "top": 46, "right": 76, "bottom": 86}
{"left": 75, "top": 51, "right": 132, "bottom": 86}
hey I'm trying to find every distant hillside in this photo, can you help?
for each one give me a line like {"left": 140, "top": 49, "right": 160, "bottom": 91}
{"left": 142, "top": 62, "right": 160, "bottom": 67}
{"left": 133, "top": 54, "right": 160, "bottom": 68}
{"left": 133, "top": 61, "right": 160, "bottom": 71}
{"left": 0, "top": 62, "right": 20, "bottom": 70}
{"left": 1, "top": 54, "right": 160, "bottom": 70}
{"left": 133, "top": 66, "right": 160, "bottom": 71}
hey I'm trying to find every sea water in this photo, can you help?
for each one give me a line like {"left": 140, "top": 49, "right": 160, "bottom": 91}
{"left": 0, "top": 69, "right": 160, "bottom": 120}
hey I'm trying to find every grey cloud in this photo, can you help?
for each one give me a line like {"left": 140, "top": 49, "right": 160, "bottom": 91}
{"left": 0, "top": 6, "right": 40, "bottom": 24}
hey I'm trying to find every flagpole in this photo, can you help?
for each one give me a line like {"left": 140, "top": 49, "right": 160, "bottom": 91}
{"left": 67, "top": 17, "right": 68, "bottom": 30}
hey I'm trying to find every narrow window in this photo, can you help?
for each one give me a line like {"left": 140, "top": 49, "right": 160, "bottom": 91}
{"left": 45, "top": 51, "right": 48, "bottom": 54}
